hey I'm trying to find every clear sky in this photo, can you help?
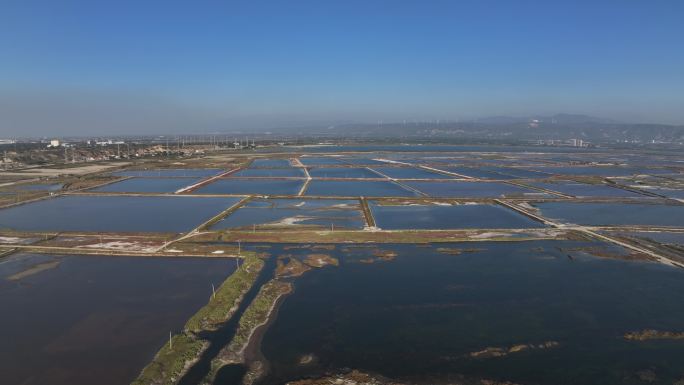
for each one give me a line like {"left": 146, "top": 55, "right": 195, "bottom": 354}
{"left": 1, "top": 0, "right": 683, "bottom": 136}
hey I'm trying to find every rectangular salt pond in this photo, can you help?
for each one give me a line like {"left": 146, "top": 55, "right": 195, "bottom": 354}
{"left": 370, "top": 166, "right": 452, "bottom": 179}
{"left": 250, "top": 159, "right": 293, "bottom": 168}
{"left": 309, "top": 167, "right": 381, "bottom": 179}
{"left": 193, "top": 179, "right": 304, "bottom": 195}
{"left": 405, "top": 181, "right": 544, "bottom": 198}
{"left": 0, "top": 195, "right": 241, "bottom": 232}
{"left": 0, "top": 253, "right": 235, "bottom": 385}
{"left": 370, "top": 202, "right": 545, "bottom": 229}
{"left": 533, "top": 202, "right": 684, "bottom": 226}
{"left": 231, "top": 168, "right": 305, "bottom": 177}
{"left": 339, "top": 158, "right": 386, "bottom": 166}
{"left": 481, "top": 167, "right": 552, "bottom": 179}
{"left": 529, "top": 166, "right": 654, "bottom": 177}
{"left": 305, "top": 180, "right": 418, "bottom": 197}
{"left": 15, "top": 183, "right": 64, "bottom": 191}
{"left": 640, "top": 187, "right": 684, "bottom": 199}
{"left": 211, "top": 198, "right": 365, "bottom": 230}
{"left": 298, "top": 156, "right": 345, "bottom": 166}
{"left": 617, "top": 231, "right": 684, "bottom": 246}
{"left": 91, "top": 177, "right": 201, "bottom": 193}
{"left": 260, "top": 241, "right": 684, "bottom": 385}
{"left": 112, "top": 169, "right": 222, "bottom": 177}
{"left": 444, "top": 166, "right": 516, "bottom": 179}
{"left": 527, "top": 181, "right": 644, "bottom": 198}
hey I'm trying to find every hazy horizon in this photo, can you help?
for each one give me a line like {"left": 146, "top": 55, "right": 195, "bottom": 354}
{"left": 2, "top": 1, "right": 683, "bottom": 136}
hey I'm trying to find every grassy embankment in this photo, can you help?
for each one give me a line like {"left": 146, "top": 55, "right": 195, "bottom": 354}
{"left": 206, "top": 280, "right": 292, "bottom": 382}
{"left": 131, "top": 255, "right": 264, "bottom": 385}
{"left": 191, "top": 229, "right": 570, "bottom": 244}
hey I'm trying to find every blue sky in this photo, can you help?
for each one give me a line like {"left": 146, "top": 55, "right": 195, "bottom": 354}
{"left": 1, "top": 0, "right": 683, "bottom": 135}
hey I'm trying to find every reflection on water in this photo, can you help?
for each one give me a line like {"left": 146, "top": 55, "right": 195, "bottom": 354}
{"left": 0, "top": 195, "right": 241, "bottom": 232}
{"left": 306, "top": 180, "right": 418, "bottom": 197}
{"left": 211, "top": 199, "right": 365, "bottom": 230}
{"left": 0, "top": 253, "right": 235, "bottom": 385}
{"left": 194, "top": 179, "right": 304, "bottom": 195}
{"left": 258, "top": 242, "right": 684, "bottom": 385}
{"left": 405, "top": 181, "right": 544, "bottom": 198}
{"left": 112, "top": 169, "right": 223, "bottom": 177}
{"left": 370, "top": 203, "right": 545, "bottom": 230}
{"left": 92, "top": 177, "right": 201, "bottom": 193}
{"left": 534, "top": 202, "right": 684, "bottom": 226}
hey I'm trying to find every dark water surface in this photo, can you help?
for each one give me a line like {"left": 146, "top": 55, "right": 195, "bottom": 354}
{"left": 92, "top": 177, "right": 201, "bottom": 193}
{"left": 194, "top": 179, "right": 304, "bottom": 195}
{"left": 306, "top": 180, "right": 418, "bottom": 197}
{"left": 0, "top": 253, "right": 235, "bottom": 385}
{"left": 534, "top": 202, "right": 684, "bottom": 226}
{"left": 112, "top": 169, "right": 223, "bottom": 177}
{"left": 370, "top": 203, "right": 545, "bottom": 229}
{"left": 258, "top": 242, "right": 684, "bottom": 385}
{"left": 0, "top": 195, "right": 240, "bottom": 232}
{"left": 211, "top": 199, "right": 365, "bottom": 230}
{"left": 405, "top": 181, "right": 545, "bottom": 198}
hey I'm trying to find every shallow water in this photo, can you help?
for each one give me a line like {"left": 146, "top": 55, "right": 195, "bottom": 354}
{"left": 306, "top": 180, "right": 418, "bottom": 197}
{"left": 621, "top": 231, "right": 684, "bottom": 246}
{"left": 480, "top": 166, "right": 552, "bottom": 179}
{"left": 533, "top": 202, "right": 684, "bottom": 226}
{"left": 370, "top": 167, "right": 452, "bottom": 179}
{"left": 299, "top": 157, "right": 345, "bottom": 166}
{"left": 112, "top": 169, "right": 222, "bottom": 177}
{"left": 92, "top": 177, "right": 201, "bottom": 193}
{"left": 194, "top": 179, "right": 304, "bottom": 195}
{"left": 16, "top": 183, "right": 64, "bottom": 191}
{"left": 444, "top": 166, "right": 516, "bottom": 180}
{"left": 530, "top": 166, "right": 647, "bottom": 177}
{"left": 309, "top": 167, "right": 381, "bottom": 179}
{"left": 0, "top": 195, "right": 240, "bottom": 232}
{"left": 641, "top": 187, "right": 684, "bottom": 199}
{"left": 250, "top": 159, "right": 293, "bottom": 168}
{"left": 211, "top": 199, "right": 365, "bottom": 230}
{"left": 0, "top": 253, "right": 235, "bottom": 385}
{"left": 370, "top": 203, "right": 545, "bottom": 229}
{"left": 258, "top": 242, "right": 684, "bottom": 385}
{"left": 231, "top": 168, "right": 305, "bottom": 178}
{"left": 405, "top": 181, "right": 544, "bottom": 198}
{"left": 528, "top": 181, "right": 643, "bottom": 198}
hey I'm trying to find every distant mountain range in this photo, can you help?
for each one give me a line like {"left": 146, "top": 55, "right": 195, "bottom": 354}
{"left": 297, "top": 114, "right": 684, "bottom": 143}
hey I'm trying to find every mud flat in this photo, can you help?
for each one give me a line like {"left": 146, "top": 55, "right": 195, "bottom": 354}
{"left": 624, "top": 330, "right": 684, "bottom": 341}
{"left": 6, "top": 260, "right": 60, "bottom": 280}
{"left": 202, "top": 228, "right": 571, "bottom": 244}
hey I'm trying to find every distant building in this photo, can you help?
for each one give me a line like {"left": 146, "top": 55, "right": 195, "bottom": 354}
{"left": 570, "top": 139, "right": 585, "bottom": 147}
{"left": 48, "top": 139, "right": 61, "bottom": 148}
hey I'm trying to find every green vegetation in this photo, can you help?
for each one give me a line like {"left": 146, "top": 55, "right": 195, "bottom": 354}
{"left": 192, "top": 229, "right": 570, "bottom": 244}
{"left": 184, "top": 255, "right": 264, "bottom": 333}
{"left": 131, "top": 334, "right": 204, "bottom": 385}
{"left": 225, "top": 280, "right": 292, "bottom": 355}
{"left": 205, "top": 280, "right": 292, "bottom": 383}
{"left": 131, "top": 256, "right": 264, "bottom": 385}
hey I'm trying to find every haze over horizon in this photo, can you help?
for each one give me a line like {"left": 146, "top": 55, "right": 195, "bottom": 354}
{"left": 2, "top": 1, "right": 683, "bottom": 136}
